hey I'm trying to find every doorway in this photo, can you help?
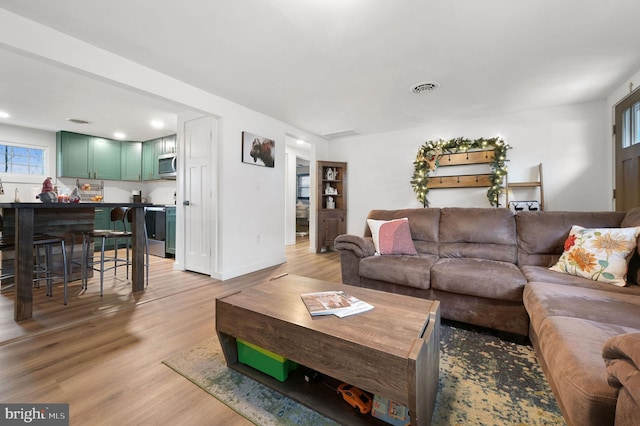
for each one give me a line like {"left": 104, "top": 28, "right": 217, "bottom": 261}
{"left": 285, "top": 137, "right": 314, "bottom": 247}
{"left": 295, "top": 158, "right": 310, "bottom": 237}
{"left": 614, "top": 87, "right": 640, "bottom": 211}
{"left": 183, "top": 115, "right": 215, "bottom": 275}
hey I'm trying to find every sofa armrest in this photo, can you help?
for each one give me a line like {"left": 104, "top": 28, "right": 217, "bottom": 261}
{"left": 602, "top": 332, "right": 640, "bottom": 426}
{"left": 334, "top": 234, "right": 376, "bottom": 258}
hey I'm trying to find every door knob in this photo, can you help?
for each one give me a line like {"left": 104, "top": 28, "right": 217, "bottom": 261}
{"left": 183, "top": 200, "right": 190, "bottom": 206}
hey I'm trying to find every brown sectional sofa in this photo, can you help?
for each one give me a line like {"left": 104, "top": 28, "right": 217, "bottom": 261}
{"left": 334, "top": 207, "right": 640, "bottom": 426}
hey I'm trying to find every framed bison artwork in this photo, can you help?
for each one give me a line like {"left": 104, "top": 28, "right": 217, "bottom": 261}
{"left": 242, "top": 131, "right": 275, "bottom": 168}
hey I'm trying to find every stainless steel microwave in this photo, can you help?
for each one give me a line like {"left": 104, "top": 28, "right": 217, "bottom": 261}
{"left": 158, "top": 153, "right": 177, "bottom": 179}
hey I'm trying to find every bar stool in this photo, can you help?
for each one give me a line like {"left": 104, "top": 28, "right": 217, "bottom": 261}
{"left": 0, "top": 216, "right": 69, "bottom": 304}
{"left": 76, "top": 207, "right": 130, "bottom": 296}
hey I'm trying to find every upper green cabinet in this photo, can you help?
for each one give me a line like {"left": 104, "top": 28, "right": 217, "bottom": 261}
{"left": 121, "top": 142, "right": 143, "bottom": 181}
{"left": 57, "top": 131, "right": 122, "bottom": 180}
{"left": 142, "top": 138, "right": 163, "bottom": 180}
{"left": 142, "top": 135, "right": 176, "bottom": 181}
{"left": 57, "top": 131, "right": 176, "bottom": 181}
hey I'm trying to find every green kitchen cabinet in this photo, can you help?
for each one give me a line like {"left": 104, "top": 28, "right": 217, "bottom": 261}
{"left": 121, "top": 142, "right": 143, "bottom": 181}
{"left": 57, "top": 131, "right": 122, "bottom": 180}
{"left": 142, "top": 135, "right": 176, "bottom": 181}
{"left": 57, "top": 132, "right": 92, "bottom": 179}
{"left": 165, "top": 206, "right": 176, "bottom": 255}
{"left": 91, "top": 137, "right": 122, "bottom": 180}
{"left": 142, "top": 138, "right": 163, "bottom": 180}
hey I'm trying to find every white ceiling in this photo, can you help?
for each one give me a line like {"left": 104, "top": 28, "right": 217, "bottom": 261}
{"left": 1, "top": 0, "right": 640, "bottom": 141}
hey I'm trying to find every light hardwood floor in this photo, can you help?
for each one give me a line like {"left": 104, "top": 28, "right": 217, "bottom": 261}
{"left": 0, "top": 237, "right": 341, "bottom": 425}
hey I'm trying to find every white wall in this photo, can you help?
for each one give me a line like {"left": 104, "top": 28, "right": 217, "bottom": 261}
{"left": 328, "top": 101, "right": 610, "bottom": 234}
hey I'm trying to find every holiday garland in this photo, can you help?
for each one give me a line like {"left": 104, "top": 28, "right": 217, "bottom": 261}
{"left": 411, "top": 137, "right": 511, "bottom": 207}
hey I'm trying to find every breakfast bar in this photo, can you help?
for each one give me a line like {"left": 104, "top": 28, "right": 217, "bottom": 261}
{"left": 0, "top": 202, "right": 150, "bottom": 321}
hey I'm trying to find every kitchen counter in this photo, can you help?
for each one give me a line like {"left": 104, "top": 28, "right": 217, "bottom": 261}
{"left": 0, "top": 202, "right": 152, "bottom": 321}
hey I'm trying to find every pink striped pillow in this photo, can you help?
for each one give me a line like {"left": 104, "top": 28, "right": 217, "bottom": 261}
{"left": 367, "top": 218, "right": 418, "bottom": 255}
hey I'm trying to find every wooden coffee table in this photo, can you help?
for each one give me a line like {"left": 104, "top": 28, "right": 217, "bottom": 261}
{"left": 216, "top": 274, "right": 440, "bottom": 426}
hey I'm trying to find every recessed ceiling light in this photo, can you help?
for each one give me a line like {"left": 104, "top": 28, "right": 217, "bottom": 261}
{"left": 151, "top": 120, "right": 164, "bottom": 129}
{"left": 114, "top": 132, "right": 126, "bottom": 139}
{"left": 0, "top": 111, "right": 10, "bottom": 119}
{"left": 66, "top": 118, "right": 91, "bottom": 124}
{"left": 409, "top": 81, "right": 440, "bottom": 94}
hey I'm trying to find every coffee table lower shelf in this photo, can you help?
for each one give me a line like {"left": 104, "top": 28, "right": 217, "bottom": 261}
{"left": 226, "top": 353, "right": 389, "bottom": 425}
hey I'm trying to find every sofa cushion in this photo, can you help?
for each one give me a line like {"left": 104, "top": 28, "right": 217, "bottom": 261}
{"left": 549, "top": 226, "right": 640, "bottom": 286}
{"left": 359, "top": 254, "right": 438, "bottom": 290}
{"left": 621, "top": 207, "right": 640, "bottom": 228}
{"left": 515, "top": 210, "right": 625, "bottom": 267}
{"left": 366, "top": 208, "right": 440, "bottom": 255}
{"left": 430, "top": 258, "right": 526, "bottom": 301}
{"left": 366, "top": 218, "right": 417, "bottom": 255}
{"left": 520, "top": 266, "right": 640, "bottom": 295}
{"left": 438, "top": 208, "right": 518, "bottom": 263}
{"left": 536, "top": 317, "right": 639, "bottom": 426}
{"left": 524, "top": 282, "right": 640, "bottom": 335}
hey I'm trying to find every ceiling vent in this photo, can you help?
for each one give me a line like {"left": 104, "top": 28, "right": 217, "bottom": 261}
{"left": 66, "top": 118, "right": 91, "bottom": 124}
{"left": 321, "top": 129, "right": 359, "bottom": 140}
{"left": 410, "top": 81, "right": 440, "bottom": 94}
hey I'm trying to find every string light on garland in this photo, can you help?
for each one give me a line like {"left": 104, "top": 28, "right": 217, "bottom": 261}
{"left": 411, "top": 137, "right": 511, "bottom": 207}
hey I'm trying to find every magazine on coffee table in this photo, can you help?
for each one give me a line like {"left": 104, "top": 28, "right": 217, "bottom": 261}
{"left": 300, "top": 290, "right": 374, "bottom": 318}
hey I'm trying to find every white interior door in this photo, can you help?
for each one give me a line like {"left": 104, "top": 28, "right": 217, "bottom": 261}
{"left": 184, "top": 116, "right": 214, "bottom": 275}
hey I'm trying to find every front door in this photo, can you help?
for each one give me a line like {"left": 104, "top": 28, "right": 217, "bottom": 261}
{"left": 614, "top": 88, "right": 640, "bottom": 211}
{"left": 184, "top": 116, "right": 214, "bottom": 275}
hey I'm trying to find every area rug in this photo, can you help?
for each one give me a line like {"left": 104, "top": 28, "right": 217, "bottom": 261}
{"left": 162, "top": 323, "right": 565, "bottom": 425}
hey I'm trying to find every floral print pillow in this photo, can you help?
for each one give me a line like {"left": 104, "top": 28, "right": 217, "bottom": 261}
{"left": 550, "top": 226, "right": 640, "bottom": 286}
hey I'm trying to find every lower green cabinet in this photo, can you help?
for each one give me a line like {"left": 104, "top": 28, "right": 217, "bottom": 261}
{"left": 166, "top": 207, "right": 176, "bottom": 255}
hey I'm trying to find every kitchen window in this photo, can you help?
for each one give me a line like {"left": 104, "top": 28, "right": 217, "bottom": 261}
{"left": 0, "top": 141, "right": 48, "bottom": 183}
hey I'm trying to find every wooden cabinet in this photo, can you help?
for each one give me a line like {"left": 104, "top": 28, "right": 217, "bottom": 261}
{"left": 121, "top": 142, "right": 143, "bottom": 181}
{"left": 316, "top": 161, "right": 347, "bottom": 252}
{"left": 57, "top": 131, "right": 122, "bottom": 180}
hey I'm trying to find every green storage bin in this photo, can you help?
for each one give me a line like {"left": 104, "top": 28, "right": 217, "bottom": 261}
{"left": 236, "top": 339, "right": 297, "bottom": 382}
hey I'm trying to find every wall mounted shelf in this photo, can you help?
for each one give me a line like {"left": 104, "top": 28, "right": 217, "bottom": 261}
{"left": 426, "top": 149, "right": 495, "bottom": 189}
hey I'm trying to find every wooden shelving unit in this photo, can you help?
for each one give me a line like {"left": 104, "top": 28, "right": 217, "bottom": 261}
{"left": 316, "top": 161, "right": 347, "bottom": 253}
{"left": 505, "top": 163, "right": 544, "bottom": 211}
